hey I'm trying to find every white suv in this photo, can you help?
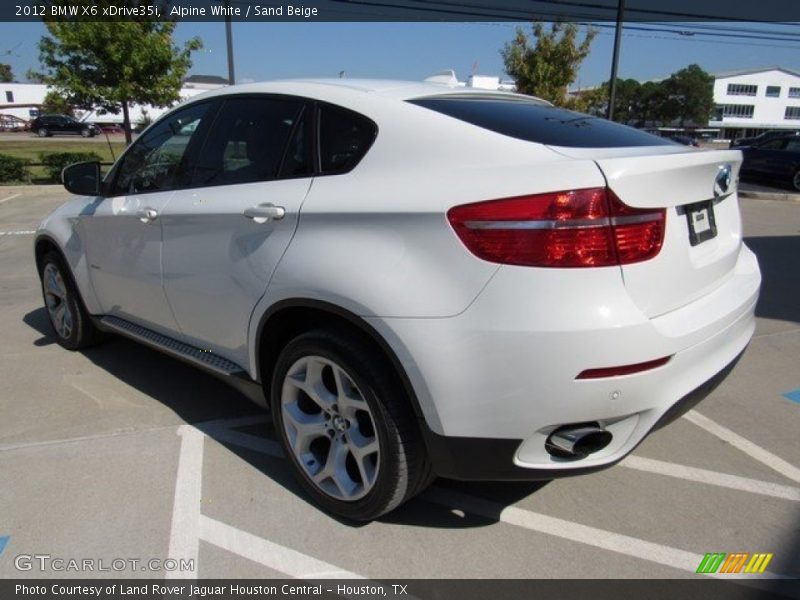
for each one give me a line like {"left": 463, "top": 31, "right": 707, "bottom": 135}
{"left": 35, "top": 80, "right": 760, "bottom": 520}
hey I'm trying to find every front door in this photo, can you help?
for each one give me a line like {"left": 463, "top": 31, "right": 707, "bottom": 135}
{"left": 82, "top": 101, "right": 212, "bottom": 335}
{"left": 161, "top": 95, "right": 314, "bottom": 365}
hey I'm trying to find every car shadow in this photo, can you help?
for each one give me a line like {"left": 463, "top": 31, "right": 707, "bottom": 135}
{"left": 23, "top": 306, "right": 549, "bottom": 528}
{"left": 745, "top": 235, "right": 800, "bottom": 324}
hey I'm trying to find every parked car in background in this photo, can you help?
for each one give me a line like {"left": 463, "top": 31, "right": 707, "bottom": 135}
{"left": 0, "top": 114, "right": 29, "bottom": 132}
{"left": 100, "top": 124, "right": 124, "bottom": 134}
{"left": 30, "top": 114, "right": 100, "bottom": 138}
{"left": 730, "top": 129, "right": 800, "bottom": 149}
{"left": 669, "top": 135, "right": 699, "bottom": 147}
{"left": 740, "top": 134, "right": 800, "bottom": 191}
{"left": 35, "top": 79, "right": 760, "bottom": 520}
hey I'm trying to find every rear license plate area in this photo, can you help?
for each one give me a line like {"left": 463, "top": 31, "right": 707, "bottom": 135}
{"left": 685, "top": 200, "right": 717, "bottom": 246}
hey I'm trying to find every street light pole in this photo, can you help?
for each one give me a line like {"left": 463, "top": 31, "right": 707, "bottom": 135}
{"left": 606, "top": 0, "right": 625, "bottom": 121}
{"left": 224, "top": 0, "right": 235, "bottom": 85}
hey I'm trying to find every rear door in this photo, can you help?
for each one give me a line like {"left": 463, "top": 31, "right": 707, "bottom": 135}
{"left": 160, "top": 95, "right": 314, "bottom": 366}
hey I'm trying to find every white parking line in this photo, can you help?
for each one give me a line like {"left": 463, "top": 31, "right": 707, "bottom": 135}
{"left": 620, "top": 455, "right": 800, "bottom": 502}
{"left": 684, "top": 410, "right": 800, "bottom": 484}
{"left": 207, "top": 427, "right": 792, "bottom": 579}
{"left": 166, "top": 425, "right": 204, "bottom": 579}
{"left": 200, "top": 515, "right": 364, "bottom": 579}
{"left": 0, "top": 193, "right": 21, "bottom": 204}
{"left": 423, "top": 487, "right": 790, "bottom": 580}
{"left": 0, "top": 230, "right": 36, "bottom": 236}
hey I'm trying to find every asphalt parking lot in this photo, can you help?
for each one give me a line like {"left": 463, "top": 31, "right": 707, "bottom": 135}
{"left": 0, "top": 186, "right": 798, "bottom": 582}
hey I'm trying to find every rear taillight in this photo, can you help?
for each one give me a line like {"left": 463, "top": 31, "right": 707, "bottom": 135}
{"left": 447, "top": 187, "right": 665, "bottom": 268}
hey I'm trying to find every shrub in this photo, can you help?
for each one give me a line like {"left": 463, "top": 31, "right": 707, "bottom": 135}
{"left": 0, "top": 154, "right": 31, "bottom": 183}
{"left": 39, "top": 152, "right": 102, "bottom": 182}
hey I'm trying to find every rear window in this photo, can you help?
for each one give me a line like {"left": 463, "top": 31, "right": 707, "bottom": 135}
{"left": 408, "top": 97, "right": 673, "bottom": 148}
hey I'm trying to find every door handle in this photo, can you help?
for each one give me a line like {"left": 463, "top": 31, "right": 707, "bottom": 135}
{"left": 137, "top": 207, "right": 158, "bottom": 224}
{"left": 243, "top": 203, "right": 286, "bottom": 223}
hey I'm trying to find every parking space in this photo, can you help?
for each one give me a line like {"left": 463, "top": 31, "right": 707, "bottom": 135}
{"left": 0, "top": 187, "right": 799, "bottom": 580}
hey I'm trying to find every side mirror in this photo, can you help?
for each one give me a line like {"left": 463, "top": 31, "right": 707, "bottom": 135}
{"left": 62, "top": 161, "right": 101, "bottom": 196}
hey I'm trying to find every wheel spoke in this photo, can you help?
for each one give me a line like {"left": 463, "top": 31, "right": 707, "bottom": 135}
{"left": 287, "top": 359, "right": 336, "bottom": 412}
{"left": 333, "top": 366, "right": 369, "bottom": 418}
{"left": 52, "top": 304, "right": 66, "bottom": 335}
{"left": 348, "top": 436, "right": 379, "bottom": 489}
{"left": 313, "top": 436, "right": 356, "bottom": 498}
{"left": 283, "top": 404, "right": 328, "bottom": 455}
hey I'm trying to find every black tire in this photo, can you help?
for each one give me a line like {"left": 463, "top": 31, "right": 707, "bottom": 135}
{"left": 39, "top": 250, "right": 103, "bottom": 350}
{"left": 270, "top": 328, "right": 433, "bottom": 521}
{"left": 792, "top": 169, "right": 800, "bottom": 192}
{"left": 80, "top": 128, "right": 91, "bottom": 138}
{"left": 37, "top": 128, "right": 49, "bottom": 138}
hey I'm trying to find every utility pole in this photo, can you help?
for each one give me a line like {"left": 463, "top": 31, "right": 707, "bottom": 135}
{"left": 224, "top": 0, "right": 235, "bottom": 85}
{"left": 606, "top": 0, "right": 625, "bottom": 121}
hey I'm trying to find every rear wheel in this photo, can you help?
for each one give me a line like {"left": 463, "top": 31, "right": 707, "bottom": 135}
{"left": 39, "top": 251, "right": 102, "bottom": 350}
{"left": 80, "top": 128, "right": 91, "bottom": 138}
{"left": 792, "top": 169, "right": 800, "bottom": 192}
{"left": 270, "top": 328, "right": 432, "bottom": 521}
{"left": 37, "top": 127, "right": 49, "bottom": 138}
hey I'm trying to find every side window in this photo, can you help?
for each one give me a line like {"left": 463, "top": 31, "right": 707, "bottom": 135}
{"left": 190, "top": 97, "right": 304, "bottom": 187}
{"left": 110, "top": 102, "right": 209, "bottom": 196}
{"left": 318, "top": 104, "right": 377, "bottom": 174}
{"left": 784, "top": 139, "right": 800, "bottom": 152}
{"left": 759, "top": 139, "right": 787, "bottom": 150}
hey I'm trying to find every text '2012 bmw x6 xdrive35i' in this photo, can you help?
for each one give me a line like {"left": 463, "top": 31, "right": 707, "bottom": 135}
{"left": 35, "top": 79, "right": 760, "bottom": 520}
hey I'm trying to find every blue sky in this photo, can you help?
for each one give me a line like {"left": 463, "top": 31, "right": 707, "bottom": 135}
{"left": 2, "top": 21, "right": 799, "bottom": 88}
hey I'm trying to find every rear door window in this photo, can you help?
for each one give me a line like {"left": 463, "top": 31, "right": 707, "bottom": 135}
{"left": 408, "top": 96, "right": 673, "bottom": 148}
{"left": 190, "top": 96, "right": 306, "bottom": 187}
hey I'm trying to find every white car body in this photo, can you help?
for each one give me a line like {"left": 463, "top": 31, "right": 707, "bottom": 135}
{"left": 35, "top": 79, "right": 760, "bottom": 502}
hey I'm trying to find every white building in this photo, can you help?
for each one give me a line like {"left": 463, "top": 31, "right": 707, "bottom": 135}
{"left": 710, "top": 66, "right": 800, "bottom": 138}
{"left": 0, "top": 74, "right": 228, "bottom": 125}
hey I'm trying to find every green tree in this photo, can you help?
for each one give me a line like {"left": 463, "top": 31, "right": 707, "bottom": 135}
{"left": 501, "top": 22, "right": 596, "bottom": 106}
{"left": 41, "top": 90, "right": 74, "bottom": 116}
{"left": 661, "top": 64, "right": 714, "bottom": 127}
{"left": 0, "top": 63, "right": 13, "bottom": 82}
{"left": 31, "top": 2, "right": 202, "bottom": 144}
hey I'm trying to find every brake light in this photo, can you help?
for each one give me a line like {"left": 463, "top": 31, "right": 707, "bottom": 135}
{"left": 447, "top": 188, "right": 665, "bottom": 268}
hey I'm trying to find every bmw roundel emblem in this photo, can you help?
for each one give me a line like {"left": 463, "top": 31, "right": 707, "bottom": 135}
{"left": 714, "top": 164, "right": 732, "bottom": 198}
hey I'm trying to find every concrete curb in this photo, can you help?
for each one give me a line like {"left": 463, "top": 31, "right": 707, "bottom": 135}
{"left": 739, "top": 189, "right": 800, "bottom": 202}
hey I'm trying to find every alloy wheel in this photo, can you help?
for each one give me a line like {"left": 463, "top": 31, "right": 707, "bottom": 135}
{"left": 43, "top": 263, "right": 74, "bottom": 339}
{"left": 280, "top": 355, "right": 380, "bottom": 501}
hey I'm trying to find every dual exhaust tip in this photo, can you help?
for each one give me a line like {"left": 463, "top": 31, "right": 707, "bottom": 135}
{"left": 545, "top": 423, "right": 613, "bottom": 460}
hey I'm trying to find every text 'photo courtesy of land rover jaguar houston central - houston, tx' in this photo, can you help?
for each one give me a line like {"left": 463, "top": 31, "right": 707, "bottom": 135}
{"left": 35, "top": 79, "right": 760, "bottom": 521}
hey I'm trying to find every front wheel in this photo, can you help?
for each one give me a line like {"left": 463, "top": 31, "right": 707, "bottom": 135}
{"left": 39, "top": 251, "right": 103, "bottom": 350}
{"left": 792, "top": 169, "right": 800, "bottom": 192}
{"left": 37, "top": 128, "right": 49, "bottom": 138}
{"left": 270, "top": 329, "right": 432, "bottom": 521}
{"left": 80, "top": 128, "right": 91, "bottom": 138}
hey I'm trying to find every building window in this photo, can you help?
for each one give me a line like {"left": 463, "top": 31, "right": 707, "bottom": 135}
{"left": 785, "top": 106, "right": 800, "bottom": 120}
{"left": 789, "top": 87, "right": 800, "bottom": 98}
{"left": 715, "top": 104, "right": 755, "bottom": 119}
{"left": 727, "top": 83, "right": 758, "bottom": 96}
{"left": 4, "top": 91, "right": 12, "bottom": 103}
{"left": 765, "top": 86, "right": 781, "bottom": 97}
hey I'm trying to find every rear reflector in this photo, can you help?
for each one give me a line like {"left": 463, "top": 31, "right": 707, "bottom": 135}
{"left": 447, "top": 187, "right": 665, "bottom": 268}
{"left": 576, "top": 356, "right": 672, "bottom": 379}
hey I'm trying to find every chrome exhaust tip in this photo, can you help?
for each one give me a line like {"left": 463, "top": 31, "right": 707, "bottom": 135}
{"left": 545, "top": 423, "right": 613, "bottom": 459}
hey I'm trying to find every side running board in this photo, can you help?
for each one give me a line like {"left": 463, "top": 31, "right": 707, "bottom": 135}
{"left": 98, "top": 316, "right": 266, "bottom": 407}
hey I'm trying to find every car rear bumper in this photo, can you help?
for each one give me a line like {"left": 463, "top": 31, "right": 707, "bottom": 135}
{"left": 367, "top": 242, "right": 760, "bottom": 479}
